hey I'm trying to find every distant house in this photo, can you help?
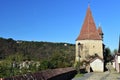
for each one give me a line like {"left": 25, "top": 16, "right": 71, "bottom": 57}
{"left": 113, "top": 36, "right": 120, "bottom": 73}
{"left": 90, "top": 56, "right": 104, "bottom": 72}
{"left": 16, "top": 40, "right": 23, "bottom": 43}
{"left": 114, "top": 54, "right": 120, "bottom": 72}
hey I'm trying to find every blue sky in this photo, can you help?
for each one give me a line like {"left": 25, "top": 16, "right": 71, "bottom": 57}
{"left": 0, "top": 0, "right": 120, "bottom": 51}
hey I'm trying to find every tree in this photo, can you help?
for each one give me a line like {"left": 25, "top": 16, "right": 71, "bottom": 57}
{"left": 104, "top": 47, "right": 112, "bottom": 62}
{"left": 113, "top": 49, "right": 118, "bottom": 54}
{"left": 0, "top": 37, "right": 75, "bottom": 77}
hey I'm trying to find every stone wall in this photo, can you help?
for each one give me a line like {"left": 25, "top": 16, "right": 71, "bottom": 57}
{"left": 76, "top": 40, "right": 103, "bottom": 62}
{"left": 3, "top": 67, "right": 77, "bottom": 80}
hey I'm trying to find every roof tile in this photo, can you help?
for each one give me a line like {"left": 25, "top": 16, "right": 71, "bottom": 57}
{"left": 76, "top": 6, "right": 101, "bottom": 40}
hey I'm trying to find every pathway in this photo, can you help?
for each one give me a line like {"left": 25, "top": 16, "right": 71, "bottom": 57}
{"left": 72, "top": 63, "right": 120, "bottom": 80}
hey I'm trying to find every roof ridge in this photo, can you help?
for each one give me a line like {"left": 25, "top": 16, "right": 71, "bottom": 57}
{"left": 90, "top": 56, "right": 104, "bottom": 63}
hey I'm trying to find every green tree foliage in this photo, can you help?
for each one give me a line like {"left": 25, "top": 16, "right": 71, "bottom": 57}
{"left": 0, "top": 37, "right": 75, "bottom": 78}
{"left": 0, "top": 37, "right": 75, "bottom": 60}
{"left": 104, "top": 47, "right": 112, "bottom": 62}
{"left": 113, "top": 49, "right": 118, "bottom": 54}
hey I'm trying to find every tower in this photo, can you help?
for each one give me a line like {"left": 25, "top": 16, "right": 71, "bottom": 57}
{"left": 98, "top": 26, "right": 104, "bottom": 40}
{"left": 118, "top": 35, "right": 120, "bottom": 53}
{"left": 75, "top": 6, "right": 104, "bottom": 62}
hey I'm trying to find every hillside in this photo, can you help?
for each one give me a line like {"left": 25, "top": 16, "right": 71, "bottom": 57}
{"left": 0, "top": 37, "right": 75, "bottom": 61}
{"left": 0, "top": 37, "right": 75, "bottom": 77}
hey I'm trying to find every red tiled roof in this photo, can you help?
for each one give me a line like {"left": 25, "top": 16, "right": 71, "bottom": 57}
{"left": 76, "top": 6, "right": 101, "bottom": 40}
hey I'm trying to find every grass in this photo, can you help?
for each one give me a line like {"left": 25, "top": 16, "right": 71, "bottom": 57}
{"left": 74, "top": 73, "right": 84, "bottom": 78}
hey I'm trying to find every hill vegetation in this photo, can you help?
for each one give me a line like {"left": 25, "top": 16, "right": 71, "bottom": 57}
{"left": 0, "top": 37, "right": 75, "bottom": 78}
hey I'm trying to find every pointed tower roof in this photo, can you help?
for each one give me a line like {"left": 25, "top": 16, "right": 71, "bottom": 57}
{"left": 76, "top": 6, "right": 101, "bottom": 40}
{"left": 118, "top": 35, "right": 120, "bottom": 53}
